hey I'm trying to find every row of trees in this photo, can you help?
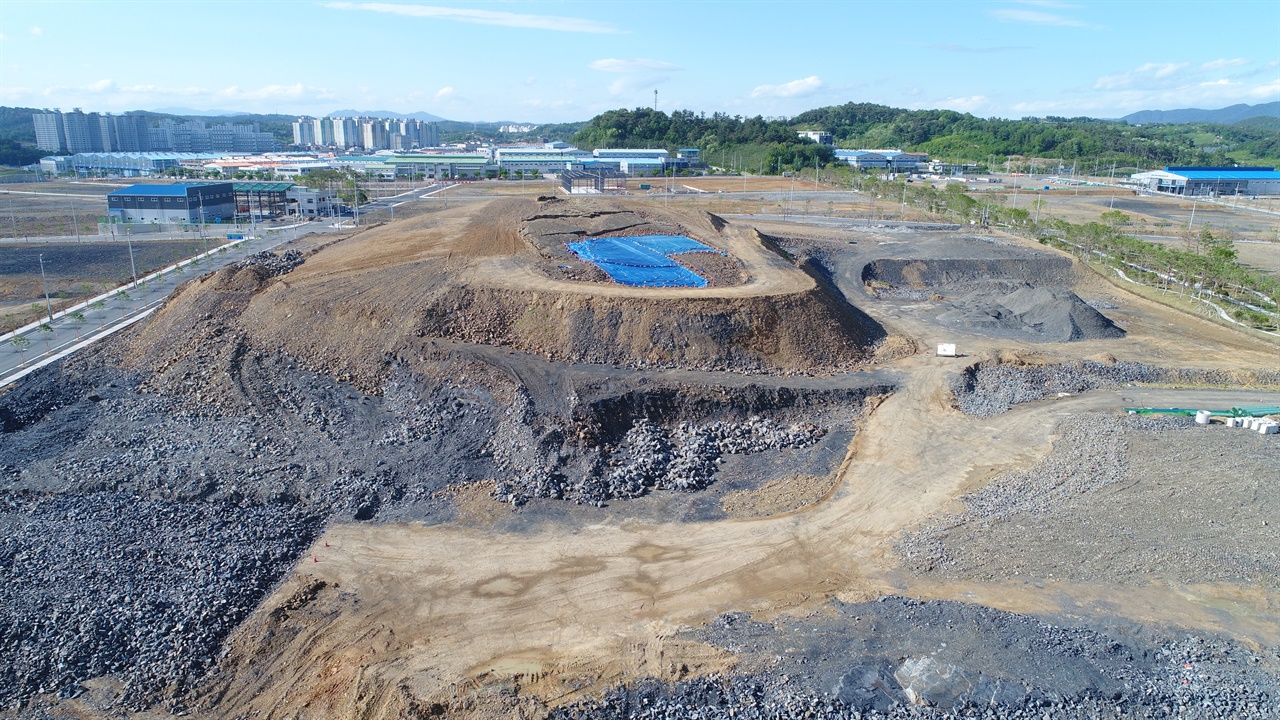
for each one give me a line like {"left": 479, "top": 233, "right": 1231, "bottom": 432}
{"left": 1032, "top": 218, "right": 1278, "bottom": 332}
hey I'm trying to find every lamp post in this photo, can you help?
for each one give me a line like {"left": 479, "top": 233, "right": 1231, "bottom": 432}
{"left": 116, "top": 227, "right": 139, "bottom": 288}
{"left": 70, "top": 197, "right": 80, "bottom": 242}
{"left": 38, "top": 253, "right": 53, "bottom": 322}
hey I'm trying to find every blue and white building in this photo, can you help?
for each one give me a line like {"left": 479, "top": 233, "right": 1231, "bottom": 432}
{"left": 1130, "top": 166, "right": 1280, "bottom": 196}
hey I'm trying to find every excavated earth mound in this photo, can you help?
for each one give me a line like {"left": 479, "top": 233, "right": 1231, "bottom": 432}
{"left": 213, "top": 197, "right": 889, "bottom": 384}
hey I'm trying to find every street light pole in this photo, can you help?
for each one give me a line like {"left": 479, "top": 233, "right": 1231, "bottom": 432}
{"left": 38, "top": 253, "right": 53, "bottom": 322}
{"left": 70, "top": 198, "right": 80, "bottom": 242}
{"left": 119, "top": 228, "right": 139, "bottom": 288}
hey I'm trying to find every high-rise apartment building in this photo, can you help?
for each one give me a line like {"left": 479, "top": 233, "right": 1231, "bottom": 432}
{"left": 293, "top": 118, "right": 315, "bottom": 147}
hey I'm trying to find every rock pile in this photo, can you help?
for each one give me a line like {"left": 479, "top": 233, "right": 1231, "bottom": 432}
{"left": 897, "top": 414, "right": 1130, "bottom": 572}
{"left": 553, "top": 596, "right": 1278, "bottom": 720}
{"left": 493, "top": 416, "right": 827, "bottom": 506}
{"left": 0, "top": 492, "right": 320, "bottom": 711}
{"left": 952, "top": 360, "right": 1280, "bottom": 417}
{"left": 236, "top": 249, "right": 304, "bottom": 277}
{"left": 951, "top": 360, "right": 1162, "bottom": 416}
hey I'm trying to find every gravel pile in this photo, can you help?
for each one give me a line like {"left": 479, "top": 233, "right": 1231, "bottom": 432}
{"left": 936, "top": 285, "right": 1126, "bottom": 342}
{"left": 897, "top": 414, "right": 1130, "bottom": 572}
{"left": 493, "top": 416, "right": 826, "bottom": 506}
{"left": 952, "top": 360, "right": 1280, "bottom": 417}
{"left": 897, "top": 412, "right": 1280, "bottom": 588}
{"left": 951, "top": 360, "right": 1162, "bottom": 416}
{"left": 872, "top": 287, "right": 931, "bottom": 300}
{"left": 235, "top": 249, "right": 304, "bottom": 277}
{"left": 0, "top": 492, "right": 321, "bottom": 711}
{"left": 553, "top": 597, "right": 1279, "bottom": 720}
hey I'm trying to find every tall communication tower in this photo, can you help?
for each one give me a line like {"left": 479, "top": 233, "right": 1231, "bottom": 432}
{"left": 654, "top": 89, "right": 658, "bottom": 111}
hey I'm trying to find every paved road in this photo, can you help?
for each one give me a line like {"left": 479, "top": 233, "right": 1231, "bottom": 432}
{"left": 0, "top": 221, "right": 337, "bottom": 388}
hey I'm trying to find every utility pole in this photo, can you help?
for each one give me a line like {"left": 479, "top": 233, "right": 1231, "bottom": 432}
{"left": 1188, "top": 197, "right": 1198, "bottom": 230}
{"left": 1034, "top": 192, "right": 1043, "bottom": 224}
{"left": 70, "top": 197, "right": 80, "bottom": 242}
{"left": 39, "top": 253, "right": 53, "bottom": 322}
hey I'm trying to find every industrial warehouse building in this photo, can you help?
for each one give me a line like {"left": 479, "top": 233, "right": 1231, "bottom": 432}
{"left": 835, "top": 149, "right": 928, "bottom": 171}
{"left": 42, "top": 151, "right": 228, "bottom": 177}
{"left": 106, "top": 183, "right": 236, "bottom": 224}
{"left": 1130, "top": 167, "right": 1280, "bottom": 196}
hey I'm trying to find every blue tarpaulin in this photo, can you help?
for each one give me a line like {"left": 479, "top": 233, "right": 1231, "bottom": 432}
{"left": 567, "top": 235, "right": 716, "bottom": 288}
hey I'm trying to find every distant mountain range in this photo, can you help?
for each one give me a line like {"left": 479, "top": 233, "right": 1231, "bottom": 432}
{"left": 1121, "top": 101, "right": 1280, "bottom": 125}
{"left": 328, "top": 109, "right": 449, "bottom": 122}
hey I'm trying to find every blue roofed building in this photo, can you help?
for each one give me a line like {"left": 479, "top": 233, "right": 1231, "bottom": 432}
{"left": 1131, "top": 167, "right": 1280, "bottom": 196}
{"left": 106, "top": 183, "right": 236, "bottom": 224}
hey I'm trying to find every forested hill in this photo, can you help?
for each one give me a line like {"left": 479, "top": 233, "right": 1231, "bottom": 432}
{"left": 571, "top": 103, "right": 1280, "bottom": 170}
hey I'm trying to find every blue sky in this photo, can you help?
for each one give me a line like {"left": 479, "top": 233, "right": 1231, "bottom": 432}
{"left": 1, "top": 0, "right": 1277, "bottom": 122}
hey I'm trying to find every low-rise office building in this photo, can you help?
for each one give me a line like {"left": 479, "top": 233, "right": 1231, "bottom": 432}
{"left": 287, "top": 186, "right": 339, "bottom": 217}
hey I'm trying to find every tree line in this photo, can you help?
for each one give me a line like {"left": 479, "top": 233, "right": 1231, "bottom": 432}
{"left": 569, "top": 104, "right": 1280, "bottom": 172}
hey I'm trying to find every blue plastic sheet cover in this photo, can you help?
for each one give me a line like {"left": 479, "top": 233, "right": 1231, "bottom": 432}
{"left": 566, "top": 235, "right": 716, "bottom": 288}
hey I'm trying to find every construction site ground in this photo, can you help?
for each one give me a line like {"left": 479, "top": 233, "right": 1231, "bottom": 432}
{"left": 3, "top": 192, "right": 1279, "bottom": 719}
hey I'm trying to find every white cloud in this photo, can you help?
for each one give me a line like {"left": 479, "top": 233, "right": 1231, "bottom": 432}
{"left": 84, "top": 79, "right": 115, "bottom": 92}
{"left": 750, "top": 76, "right": 823, "bottom": 99}
{"left": 523, "top": 76, "right": 537, "bottom": 86}
{"left": 1012, "top": 71, "right": 1280, "bottom": 117}
{"left": 589, "top": 58, "right": 682, "bottom": 73}
{"left": 989, "top": 8, "right": 1086, "bottom": 26}
{"left": 522, "top": 98, "right": 575, "bottom": 109}
{"left": 213, "top": 83, "right": 333, "bottom": 101}
{"left": 324, "top": 3, "right": 621, "bottom": 34}
{"left": 935, "top": 95, "right": 989, "bottom": 113}
{"left": 1250, "top": 79, "right": 1280, "bottom": 98}
{"left": 1201, "top": 57, "right": 1249, "bottom": 70}
{"left": 607, "top": 75, "right": 667, "bottom": 97}
{"left": 435, "top": 86, "right": 455, "bottom": 99}
{"left": 1093, "top": 62, "right": 1188, "bottom": 90}
{"left": 1013, "top": 0, "right": 1081, "bottom": 7}
{"left": 29, "top": 26, "right": 43, "bottom": 36}
{"left": 928, "top": 42, "right": 1029, "bottom": 54}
